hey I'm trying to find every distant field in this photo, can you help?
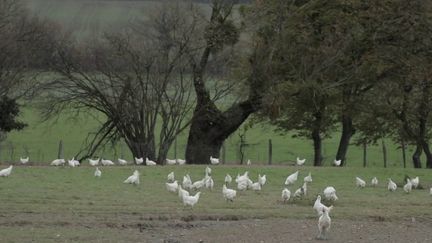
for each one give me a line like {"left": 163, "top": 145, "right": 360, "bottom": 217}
{"left": 0, "top": 165, "right": 431, "bottom": 241}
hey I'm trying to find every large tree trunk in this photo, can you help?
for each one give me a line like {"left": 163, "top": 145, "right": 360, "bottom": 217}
{"left": 311, "top": 128, "right": 323, "bottom": 166}
{"left": 420, "top": 139, "right": 432, "bottom": 168}
{"left": 335, "top": 115, "right": 355, "bottom": 166}
{"left": 186, "top": 100, "right": 257, "bottom": 164}
{"left": 412, "top": 143, "right": 422, "bottom": 168}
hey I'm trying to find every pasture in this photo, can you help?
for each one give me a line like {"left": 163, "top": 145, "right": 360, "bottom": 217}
{"left": 0, "top": 164, "right": 431, "bottom": 242}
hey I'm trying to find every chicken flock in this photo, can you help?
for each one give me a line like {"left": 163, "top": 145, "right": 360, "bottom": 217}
{"left": 1, "top": 156, "right": 429, "bottom": 240}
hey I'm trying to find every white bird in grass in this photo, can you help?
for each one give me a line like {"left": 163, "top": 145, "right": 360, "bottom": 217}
{"left": 225, "top": 174, "right": 232, "bottom": 185}
{"left": 0, "top": 165, "right": 13, "bottom": 177}
{"left": 293, "top": 187, "right": 304, "bottom": 198}
{"left": 247, "top": 159, "right": 251, "bottom": 165}
{"left": 251, "top": 181, "right": 262, "bottom": 191}
{"left": 101, "top": 159, "right": 114, "bottom": 166}
{"left": 403, "top": 178, "right": 412, "bottom": 193}
{"left": 167, "top": 171, "right": 175, "bottom": 182}
{"left": 258, "top": 174, "right": 267, "bottom": 186}
{"left": 285, "top": 171, "right": 299, "bottom": 185}
{"left": 222, "top": 184, "right": 237, "bottom": 202}
{"left": 146, "top": 157, "right": 157, "bottom": 166}
{"left": 205, "top": 176, "right": 214, "bottom": 190}
{"left": 237, "top": 181, "right": 248, "bottom": 191}
{"left": 323, "top": 186, "right": 338, "bottom": 201}
{"left": 135, "top": 157, "right": 144, "bottom": 165}
{"left": 313, "top": 195, "right": 328, "bottom": 216}
{"left": 182, "top": 174, "right": 192, "bottom": 190}
{"left": 281, "top": 188, "right": 291, "bottom": 203}
{"left": 166, "top": 180, "right": 179, "bottom": 193}
{"left": 94, "top": 167, "right": 102, "bottom": 177}
{"left": 387, "top": 178, "right": 397, "bottom": 192}
{"left": 317, "top": 206, "right": 334, "bottom": 240}
{"left": 88, "top": 158, "right": 99, "bottom": 166}
{"left": 296, "top": 157, "right": 306, "bottom": 166}
{"left": 176, "top": 158, "right": 186, "bottom": 165}
{"left": 210, "top": 156, "right": 220, "bottom": 165}
{"left": 51, "top": 158, "right": 65, "bottom": 166}
{"left": 166, "top": 158, "right": 176, "bottom": 165}
{"left": 334, "top": 159, "right": 341, "bottom": 166}
{"left": 429, "top": 188, "right": 432, "bottom": 196}
{"left": 304, "top": 172, "right": 312, "bottom": 183}
{"left": 205, "top": 166, "right": 212, "bottom": 176}
{"left": 191, "top": 178, "right": 206, "bottom": 190}
{"left": 118, "top": 158, "right": 128, "bottom": 165}
{"left": 356, "top": 177, "right": 366, "bottom": 188}
{"left": 20, "top": 157, "right": 29, "bottom": 164}
{"left": 178, "top": 185, "right": 189, "bottom": 200}
{"left": 182, "top": 192, "right": 201, "bottom": 207}
{"left": 371, "top": 177, "right": 378, "bottom": 187}
{"left": 124, "top": 170, "right": 140, "bottom": 185}
{"left": 410, "top": 176, "right": 419, "bottom": 189}
{"left": 71, "top": 157, "right": 80, "bottom": 166}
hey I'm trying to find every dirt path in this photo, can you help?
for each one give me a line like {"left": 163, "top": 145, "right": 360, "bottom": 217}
{"left": 144, "top": 218, "right": 432, "bottom": 243}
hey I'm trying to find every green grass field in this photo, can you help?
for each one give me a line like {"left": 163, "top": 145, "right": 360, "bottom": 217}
{"left": 0, "top": 165, "right": 431, "bottom": 241}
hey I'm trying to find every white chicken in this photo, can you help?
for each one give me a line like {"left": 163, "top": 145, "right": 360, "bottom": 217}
{"left": 429, "top": 188, "right": 432, "bottom": 196}
{"left": 51, "top": 158, "right": 65, "bottom": 166}
{"left": 334, "top": 159, "right": 341, "bottom": 166}
{"left": 293, "top": 187, "right": 304, "bottom": 198}
{"left": 205, "top": 166, "right": 212, "bottom": 176}
{"left": 178, "top": 185, "right": 189, "bottom": 200}
{"left": 210, "top": 156, "right": 220, "bottom": 165}
{"left": 176, "top": 158, "right": 186, "bottom": 165}
{"left": 191, "top": 178, "right": 205, "bottom": 190}
{"left": 123, "top": 170, "right": 140, "bottom": 185}
{"left": 323, "top": 186, "right": 338, "bottom": 201}
{"left": 304, "top": 172, "right": 312, "bottom": 183}
{"left": 281, "top": 188, "right": 291, "bottom": 203}
{"left": 182, "top": 192, "right": 201, "bottom": 207}
{"left": 285, "top": 171, "right": 299, "bottom": 185}
{"left": 166, "top": 158, "right": 176, "bottom": 165}
{"left": 68, "top": 158, "right": 77, "bottom": 167}
{"left": 356, "top": 177, "right": 366, "bottom": 188}
{"left": 403, "top": 178, "right": 412, "bottom": 193}
{"left": 247, "top": 159, "right": 251, "bottom": 165}
{"left": 258, "top": 174, "right": 267, "bottom": 186}
{"left": 237, "top": 181, "right": 248, "bottom": 191}
{"left": 166, "top": 180, "right": 179, "bottom": 193}
{"left": 387, "top": 178, "right": 397, "bottom": 192}
{"left": 296, "top": 157, "right": 306, "bottom": 166}
{"left": 167, "top": 171, "right": 175, "bottom": 182}
{"left": 88, "top": 158, "right": 99, "bottom": 166}
{"left": 371, "top": 177, "right": 378, "bottom": 187}
{"left": 94, "top": 167, "right": 102, "bottom": 177}
{"left": 225, "top": 174, "right": 232, "bottom": 185}
{"left": 205, "top": 176, "right": 214, "bottom": 190}
{"left": 118, "top": 158, "right": 128, "bottom": 165}
{"left": 20, "top": 157, "right": 29, "bottom": 164}
{"left": 0, "top": 165, "right": 13, "bottom": 177}
{"left": 251, "top": 181, "right": 262, "bottom": 191}
{"left": 313, "top": 195, "right": 328, "bottom": 216}
{"left": 182, "top": 174, "right": 192, "bottom": 190}
{"left": 101, "top": 159, "right": 115, "bottom": 166}
{"left": 222, "top": 184, "right": 237, "bottom": 202}
{"left": 317, "top": 205, "right": 333, "bottom": 240}
{"left": 135, "top": 157, "right": 144, "bottom": 165}
{"left": 410, "top": 176, "right": 419, "bottom": 189}
{"left": 145, "top": 157, "right": 157, "bottom": 166}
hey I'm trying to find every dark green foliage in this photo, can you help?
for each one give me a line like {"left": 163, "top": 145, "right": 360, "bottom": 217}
{"left": 0, "top": 96, "right": 26, "bottom": 132}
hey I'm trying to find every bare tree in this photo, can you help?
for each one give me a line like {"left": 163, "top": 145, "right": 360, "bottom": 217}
{"left": 44, "top": 2, "right": 200, "bottom": 163}
{"left": 0, "top": 0, "right": 58, "bottom": 135}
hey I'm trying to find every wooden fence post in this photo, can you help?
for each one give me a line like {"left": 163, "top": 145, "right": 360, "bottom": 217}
{"left": 268, "top": 139, "right": 272, "bottom": 165}
{"left": 222, "top": 143, "right": 226, "bottom": 164}
{"left": 382, "top": 139, "right": 387, "bottom": 168}
{"left": 363, "top": 141, "right": 367, "bottom": 168}
{"left": 174, "top": 137, "right": 177, "bottom": 159}
{"left": 58, "top": 140, "right": 63, "bottom": 159}
{"left": 401, "top": 139, "right": 406, "bottom": 168}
